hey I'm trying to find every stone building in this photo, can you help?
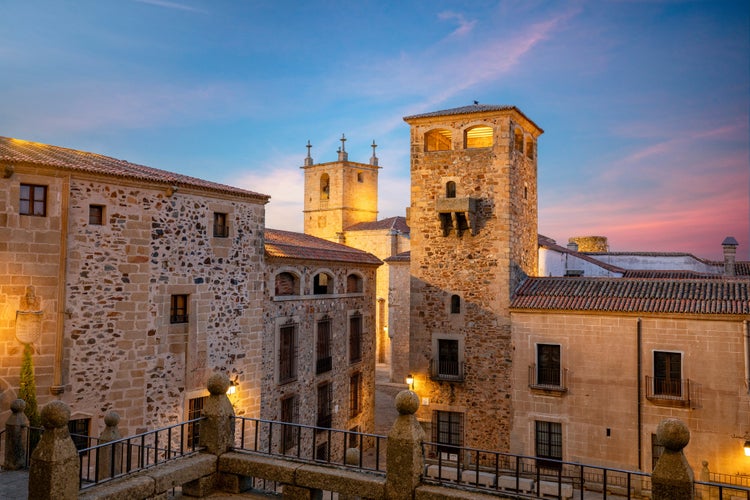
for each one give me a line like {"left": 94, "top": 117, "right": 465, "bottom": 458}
{"left": 261, "top": 228, "right": 381, "bottom": 457}
{"left": 510, "top": 276, "right": 750, "bottom": 476}
{"left": 403, "top": 104, "right": 543, "bottom": 453}
{"left": 301, "top": 138, "right": 410, "bottom": 382}
{"left": 0, "top": 136, "right": 269, "bottom": 437}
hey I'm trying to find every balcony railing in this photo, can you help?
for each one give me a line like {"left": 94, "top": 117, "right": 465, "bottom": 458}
{"left": 430, "top": 359, "right": 465, "bottom": 382}
{"left": 528, "top": 365, "right": 567, "bottom": 392}
{"left": 645, "top": 376, "right": 699, "bottom": 407}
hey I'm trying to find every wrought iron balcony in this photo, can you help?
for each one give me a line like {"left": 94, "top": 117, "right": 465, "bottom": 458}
{"left": 528, "top": 365, "right": 567, "bottom": 393}
{"left": 645, "top": 376, "right": 698, "bottom": 407}
{"left": 429, "top": 359, "right": 465, "bottom": 382}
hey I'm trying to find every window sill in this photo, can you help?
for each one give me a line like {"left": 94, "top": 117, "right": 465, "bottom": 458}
{"left": 529, "top": 385, "right": 567, "bottom": 396}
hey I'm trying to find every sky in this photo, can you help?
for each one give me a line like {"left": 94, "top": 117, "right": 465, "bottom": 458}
{"left": 1, "top": 1, "right": 748, "bottom": 260}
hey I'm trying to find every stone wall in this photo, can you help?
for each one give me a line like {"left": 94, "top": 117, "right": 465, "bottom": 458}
{"left": 406, "top": 108, "right": 541, "bottom": 452}
{"left": 510, "top": 310, "right": 750, "bottom": 475}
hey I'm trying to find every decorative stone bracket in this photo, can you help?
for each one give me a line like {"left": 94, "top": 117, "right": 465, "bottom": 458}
{"left": 436, "top": 197, "right": 478, "bottom": 236}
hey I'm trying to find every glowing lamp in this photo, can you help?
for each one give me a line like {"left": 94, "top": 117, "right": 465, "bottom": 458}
{"left": 226, "top": 381, "right": 237, "bottom": 396}
{"left": 405, "top": 374, "right": 414, "bottom": 390}
{"left": 744, "top": 440, "right": 750, "bottom": 457}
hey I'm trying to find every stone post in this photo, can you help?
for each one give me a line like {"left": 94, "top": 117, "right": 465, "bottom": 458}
{"left": 28, "top": 400, "right": 80, "bottom": 500}
{"left": 652, "top": 418, "right": 694, "bottom": 500}
{"left": 3, "top": 399, "right": 29, "bottom": 470}
{"left": 96, "top": 411, "right": 122, "bottom": 480}
{"left": 183, "top": 373, "right": 235, "bottom": 497}
{"left": 386, "top": 390, "right": 425, "bottom": 500}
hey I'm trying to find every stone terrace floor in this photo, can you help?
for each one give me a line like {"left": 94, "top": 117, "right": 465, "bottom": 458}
{"left": 0, "top": 364, "right": 402, "bottom": 500}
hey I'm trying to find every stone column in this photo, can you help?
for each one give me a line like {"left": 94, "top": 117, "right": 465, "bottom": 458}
{"left": 96, "top": 411, "right": 122, "bottom": 480}
{"left": 652, "top": 418, "right": 694, "bottom": 500}
{"left": 386, "top": 390, "right": 425, "bottom": 500}
{"left": 28, "top": 400, "right": 80, "bottom": 500}
{"left": 3, "top": 399, "right": 29, "bottom": 470}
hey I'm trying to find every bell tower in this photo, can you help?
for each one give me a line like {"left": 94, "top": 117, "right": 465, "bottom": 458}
{"left": 302, "top": 135, "right": 380, "bottom": 242}
{"left": 404, "top": 104, "right": 543, "bottom": 452}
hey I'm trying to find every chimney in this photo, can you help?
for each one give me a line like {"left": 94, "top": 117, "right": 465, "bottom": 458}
{"left": 567, "top": 241, "right": 579, "bottom": 252}
{"left": 722, "top": 236, "right": 738, "bottom": 276}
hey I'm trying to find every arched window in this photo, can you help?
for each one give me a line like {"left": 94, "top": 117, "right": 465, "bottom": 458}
{"left": 526, "top": 137, "right": 535, "bottom": 159}
{"left": 347, "top": 273, "right": 363, "bottom": 293}
{"left": 464, "top": 125, "right": 493, "bottom": 148}
{"left": 450, "top": 295, "right": 461, "bottom": 314}
{"left": 425, "top": 129, "right": 452, "bottom": 152}
{"left": 313, "top": 272, "right": 334, "bottom": 295}
{"left": 514, "top": 128, "right": 524, "bottom": 153}
{"left": 446, "top": 181, "right": 456, "bottom": 199}
{"left": 275, "top": 272, "right": 300, "bottom": 296}
{"left": 320, "top": 174, "right": 330, "bottom": 201}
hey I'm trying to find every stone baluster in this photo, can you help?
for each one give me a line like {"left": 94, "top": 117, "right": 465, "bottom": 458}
{"left": 28, "top": 400, "right": 80, "bottom": 500}
{"left": 3, "top": 399, "right": 29, "bottom": 470}
{"left": 96, "top": 411, "right": 122, "bottom": 480}
{"left": 652, "top": 418, "right": 695, "bottom": 500}
{"left": 386, "top": 390, "right": 425, "bottom": 500}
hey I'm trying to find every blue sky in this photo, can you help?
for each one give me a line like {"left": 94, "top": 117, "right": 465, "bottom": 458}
{"left": 1, "top": 0, "right": 747, "bottom": 260}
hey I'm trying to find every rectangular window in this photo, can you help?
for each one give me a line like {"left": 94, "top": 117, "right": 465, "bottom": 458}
{"left": 536, "top": 344, "right": 561, "bottom": 387}
{"left": 432, "top": 410, "right": 463, "bottom": 456}
{"left": 316, "top": 318, "right": 332, "bottom": 374}
{"left": 68, "top": 418, "right": 91, "bottom": 451}
{"left": 280, "top": 394, "right": 299, "bottom": 452}
{"left": 349, "top": 372, "right": 362, "bottom": 418}
{"left": 170, "top": 294, "right": 189, "bottom": 324}
{"left": 317, "top": 382, "right": 332, "bottom": 428}
{"left": 349, "top": 314, "right": 362, "bottom": 364}
{"left": 437, "top": 339, "right": 460, "bottom": 377}
{"left": 88, "top": 204, "right": 104, "bottom": 225}
{"left": 213, "top": 212, "right": 229, "bottom": 238}
{"left": 535, "top": 420, "right": 563, "bottom": 467}
{"left": 187, "top": 396, "right": 207, "bottom": 448}
{"left": 279, "top": 324, "right": 298, "bottom": 384}
{"left": 654, "top": 351, "right": 682, "bottom": 397}
{"left": 20, "top": 184, "right": 47, "bottom": 216}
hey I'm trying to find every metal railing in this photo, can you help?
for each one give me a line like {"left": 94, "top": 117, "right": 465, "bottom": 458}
{"left": 429, "top": 359, "right": 465, "bottom": 382}
{"left": 78, "top": 417, "right": 204, "bottom": 489}
{"left": 423, "top": 441, "right": 653, "bottom": 499}
{"left": 645, "top": 376, "right": 699, "bottom": 407}
{"left": 232, "top": 416, "right": 386, "bottom": 473}
{"left": 528, "top": 364, "right": 568, "bottom": 392}
{"left": 695, "top": 479, "right": 750, "bottom": 499}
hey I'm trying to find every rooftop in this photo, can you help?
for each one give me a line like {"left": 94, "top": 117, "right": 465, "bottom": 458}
{"left": 403, "top": 104, "right": 543, "bottom": 132}
{"left": 346, "top": 216, "right": 410, "bottom": 234}
{"left": 264, "top": 228, "right": 382, "bottom": 265}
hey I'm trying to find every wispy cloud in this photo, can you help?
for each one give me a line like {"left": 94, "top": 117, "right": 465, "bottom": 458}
{"left": 133, "top": 0, "right": 205, "bottom": 13}
{"left": 437, "top": 11, "right": 477, "bottom": 37}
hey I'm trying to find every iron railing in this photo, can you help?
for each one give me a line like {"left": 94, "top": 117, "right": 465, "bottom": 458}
{"left": 429, "top": 359, "right": 465, "bottom": 382}
{"left": 232, "top": 416, "right": 386, "bottom": 473}
{"left": 528, "top": 364, "right": 568, "bottom": 392}
{"left": 645, "top": 376, "right": 699, "bottom": 407}
{"left": 78, "top": 417, "right": 204, "bottom": 489}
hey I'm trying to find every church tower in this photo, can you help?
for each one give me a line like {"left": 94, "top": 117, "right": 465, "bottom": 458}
{"left": 302, "top": 136, "right": 380, "bottom": 242}
{"left": 404, "top": 104, "right": 542, "bottom": 453}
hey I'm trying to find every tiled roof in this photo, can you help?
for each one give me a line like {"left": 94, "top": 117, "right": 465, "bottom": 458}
{"left": 511, "top": 277, "right": 750, "bottom": 315}
{"left": 403, "top": 104, "right": 543, "bottom": 132}
{"left": 0, "top": 136, "right": 269, "bottom": 201}
{"left": 384, "top": 250, "right": 411, "bottom": 263}
{"left": 346, "top": 216, "right": 410, "bottom": 234}
{"left": 622, "top": 270, "right": 719, "bottom": 279}
{"left": 265, "top": 229, "right": 382, "bottom": 266}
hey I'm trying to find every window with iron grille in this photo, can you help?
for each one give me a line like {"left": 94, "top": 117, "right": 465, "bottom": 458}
{"left": 170, "top": 294, "right": 189, "bottom": 324}
{"left": 654, "top": 351, "right": 682, "bottom": 397}
{"left": 279, "top": 324, "right": 298, "bottom": 384}
{"left": 187, "top": 396, "right": 207, "bottom": 448}
{"left": 535, "top": 420, "right": 562, "bottom": 464}
{"left": 280, "top": 394, "right": 299, "bottom": 452}
{"left": 88, "top": 205, "right": 104, "bottom": 225}
{"left": 316, "top": 318, "right": 332, "bottom": 374}
{"left": 20, "top": 184, "right": 47, "bottom": 216}
{"left": 349, "top": 372, "right": 362, "bottom": 418}
{"left": 213, "top": 212, "right": 229, "bottom": 237}
{"left": 536, "top": 344, "right": 561, "bottom": 387}
{"left": 317, "top": 382, "right": 332, "bottom": 428}
{"left": 432, "top": 410, "right": 463, "bottom": 455}
{"left": 437, "top": 339, "right": 459, "bottom": 377}
{"left": 349, "top": 314, "right": 362, "bottom": 364}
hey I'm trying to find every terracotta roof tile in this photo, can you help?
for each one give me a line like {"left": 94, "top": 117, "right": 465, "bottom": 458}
{"left": 511, "top": 277, "right": 750, "bottom": 315}
{"left": 265, "top": 229, "right": 382, "bottom": 266}
{"left": 346, "top": 216, "right": 410, "bottom": 234}
{"left": 403, "top": 104, "right": 543, "bottom": 132}
{"left": 0, "top": 136, "right": 269, "bottom": 201}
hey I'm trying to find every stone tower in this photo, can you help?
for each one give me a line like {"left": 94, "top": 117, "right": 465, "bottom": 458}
{"left": 302, "top": 136, "right": 380, "bottom": 242}
{"left": 404, "top": 104, "right": 542, "bottom": 452}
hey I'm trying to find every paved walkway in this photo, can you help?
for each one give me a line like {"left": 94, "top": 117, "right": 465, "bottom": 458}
{"left": 0, "top": 364, "right": 404, "bottom": 499}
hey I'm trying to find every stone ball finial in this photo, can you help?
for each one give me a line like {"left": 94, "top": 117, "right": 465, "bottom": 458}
{"left": 104, "top": 411, "right": 120, "bottom": 427}
{"left": 207, "top": 372, "right": 230, "bottom": 396}
{"left": 10, "top": 399, "right": 26, "bottom": 413}
{"left": 40, "top": 400, "right": 71, "bottom": 429}
{"left": 656, "top": 418, "right": 690, "bottom": 451}
{"left": 394, "top": 390, "right": 420, "bottom": 415}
